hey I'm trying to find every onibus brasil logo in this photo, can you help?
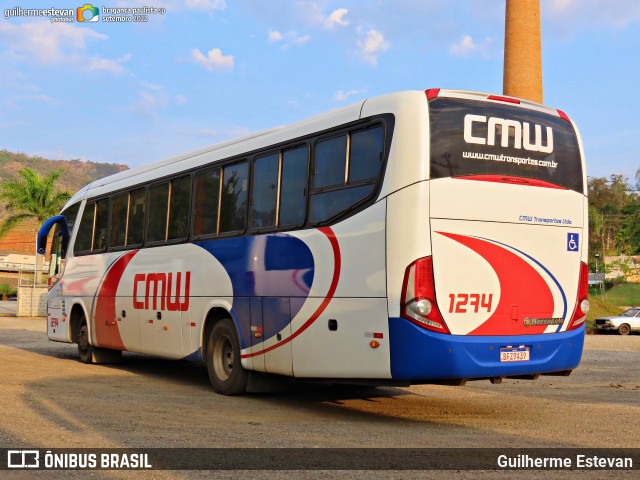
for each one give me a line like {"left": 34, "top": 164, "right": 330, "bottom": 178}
{"left": 77, "top": 4, "right": 99, "bottom": 22}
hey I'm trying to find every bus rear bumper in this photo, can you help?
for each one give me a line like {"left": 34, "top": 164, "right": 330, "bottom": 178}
{"left": 388, "top": 317, "right": 585, "bottom": 381}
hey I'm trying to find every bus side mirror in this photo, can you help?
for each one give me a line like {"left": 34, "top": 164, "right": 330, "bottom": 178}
{"left": 37, "top": 215, "right": 69, "bottom": 255}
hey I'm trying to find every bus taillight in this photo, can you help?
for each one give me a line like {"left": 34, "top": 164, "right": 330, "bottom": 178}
{"left": 425, "top": 88, "right": 440, "bottom": 101}
{"left": 567, "top": 262, "right": 589, "bottom": 331}
{"left": 557, "top": 109, "right": 572, "bottom": 124}
{"left": 400, "top": 256, "right": 450, "bottom": 334}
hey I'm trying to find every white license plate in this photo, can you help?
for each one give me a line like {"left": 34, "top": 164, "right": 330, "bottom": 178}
{"left": 499, "top": 346, "right": 530, "bottom": 362}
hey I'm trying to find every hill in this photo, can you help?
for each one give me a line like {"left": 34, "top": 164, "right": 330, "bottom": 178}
{"left": 0, "top": 150, "right": 128, "bottom": 256}
{"left": 0, "top": 150, "right": 127, "bottom": 195}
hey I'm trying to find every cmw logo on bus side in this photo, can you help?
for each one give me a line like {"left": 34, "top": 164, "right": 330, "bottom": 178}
{"left": 567, "top": 233, "right": 579, "bottom": 252}
{"left": 463, "top": 115, "right": 554, "bottom": 153}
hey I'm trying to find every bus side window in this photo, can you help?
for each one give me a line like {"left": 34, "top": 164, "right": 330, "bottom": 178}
{"left": 279, "top": 146, "right": 308, "bottom": 227}
{"left": 193, "top": 169, "right": 221, "bottom": 237}
{"left": 75, "top": 203, "right": 95, "bottom": 253}
{"left": 168, "top": 176, "right": 192, "bottom": 241}
{"left": 219, "top": 162, "right": 248, "bottom": 235}
{"left": 92, "top": 198, "right": 109, "bottom": 252}
{"left": 251, "top": 153, "right": 279, "bottom": 229}
{"left": 49, "top": 224, "right": 64, "bottom": 278}
{"left": 61, "top": 203, "right": 80, "bottom": 237}
{"left": 310, "top": 126, "right": 383, "bottom": 224}
{"left": 127, "top": 188, "right": 146, "bottom": 246}
{"left": 110, "top": 192, "right": 129, "bottom": 248}
{"left": 313, "top": 135, "right": 346, "bottom": 189}
{"left": 147, "top": 183, "right": 169, "bottom": 243}
{"left": 349, "top": 126, "right": 384, "bottom": 182}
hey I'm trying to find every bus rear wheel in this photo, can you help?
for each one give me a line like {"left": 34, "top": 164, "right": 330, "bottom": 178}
{"left": 206, "top": 318, "right": 248, "bottom": 395}
{"left": 77, "top": 321, "right": 93, "bottom": 364}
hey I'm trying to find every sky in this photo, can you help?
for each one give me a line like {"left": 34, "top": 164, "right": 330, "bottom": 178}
{"left": 0, "top": 0, "right": 639, "bottom": 183}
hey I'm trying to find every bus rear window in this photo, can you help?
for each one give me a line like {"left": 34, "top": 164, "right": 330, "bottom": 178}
{"left": 429, "top": 98, "right": 584, "bottom": 193}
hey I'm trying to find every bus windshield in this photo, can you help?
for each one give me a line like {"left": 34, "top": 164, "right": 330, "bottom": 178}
{"left": 429, "top": 97, "right": 584, "bottom": 193}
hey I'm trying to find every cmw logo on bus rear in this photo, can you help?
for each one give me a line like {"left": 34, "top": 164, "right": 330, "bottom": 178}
{"left": 463, "top": 114, "right": 553, "bottom": 153}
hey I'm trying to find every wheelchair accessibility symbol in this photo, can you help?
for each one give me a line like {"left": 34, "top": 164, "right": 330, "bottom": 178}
{"left": 567, "top": 233, "right": 579, "bottom": 252}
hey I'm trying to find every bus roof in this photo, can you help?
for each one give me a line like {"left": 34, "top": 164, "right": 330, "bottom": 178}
{"left": 65, "top": 98, "right": 368, "bottom": 206}
{"left": 63, "top": 89, "right": 575, "bottom": 208}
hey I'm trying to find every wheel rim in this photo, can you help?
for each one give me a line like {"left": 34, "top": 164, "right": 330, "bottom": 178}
{"left": 212, "top": 333, "right": 234, "bottom": 381}
{"left": 620, "top": 325, "right": 630, "bottom": 335}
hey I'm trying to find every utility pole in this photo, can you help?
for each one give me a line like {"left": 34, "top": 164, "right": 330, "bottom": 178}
{"left": 503, "top": 0, "right": 543, "bottom": 103}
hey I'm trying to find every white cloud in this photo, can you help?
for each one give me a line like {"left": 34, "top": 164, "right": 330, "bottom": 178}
{"left": 544, "top": 0, "right": 640, "bottom": 35}
{"left": 269, "top": 30, "right": 311, "bottom": 48}
{"left": 449, "top": 34, "right": 493, "bottom": 58}
{"left": 128, "top": 83, "right": 188, "bottom": 118}
{"left": 268, "top": 30, "right": 284, "bottom": 42}
{"left": 324, "top": 8, "right": 349, "bottom": 29}
{"left": 356, "top": 29, "right": 388, "bottom": 65}
{"left": 83, "top": 56, "right": 126, "bottom": 73}
{"left": 3, "top": 93, "right": 56, "bottom": 110}
{"left": 192, "top": 48, "right": 234, "bottom": 72}
{"left": 141, "top": 81, "right": 163, "bottom": 91}
{"left": 185, "top": 0, "right": 226, "bottom": 9}
{"left": 128, "top": 84, "right": 169, "bottom": 119}
{"left": 450, "top": 35, "right": 476, "bottom": 57}
{"left": 334, "top": 89, "right": 365, "bottom": 102}
{"left": 0, "top": 21, "right": 125, "bottom": 73}
{"left": 292, "top": 34, "right": 311, "bottom": 45}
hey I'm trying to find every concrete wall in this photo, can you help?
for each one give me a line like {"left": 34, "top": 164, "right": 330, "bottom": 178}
{"left": 17, "top": 285, "right": 47, "bottom": 317}
{"left": 603, "top": 256, "right": 640, "bottom": 282}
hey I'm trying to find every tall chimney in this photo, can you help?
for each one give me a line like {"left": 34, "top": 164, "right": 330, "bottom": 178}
{"left": 503, "top": 0, "right": 543, "bottom": 103}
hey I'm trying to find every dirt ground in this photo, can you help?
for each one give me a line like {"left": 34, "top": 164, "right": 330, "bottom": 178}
{"left": 0, "top": 317, "right": 637, "bottom": 479}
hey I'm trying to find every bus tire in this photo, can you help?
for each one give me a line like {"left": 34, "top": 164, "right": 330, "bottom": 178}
{"left": 618, "top": 324, "right": 631, "bottom": 336}
{"left": 77, "top": 321, "right": 94, "bottom": 364}
{"left": 206, "top": 318, "right": 248, "bottom": 395}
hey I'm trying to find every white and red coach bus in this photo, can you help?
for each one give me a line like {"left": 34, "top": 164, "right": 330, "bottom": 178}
{"left": 37, "top": 89, "right": 588, "bottom": 395}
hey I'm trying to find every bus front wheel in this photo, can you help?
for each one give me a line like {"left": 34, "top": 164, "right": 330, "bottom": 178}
{"left": 206, "top": 318, "right": 248, "bottom": 395}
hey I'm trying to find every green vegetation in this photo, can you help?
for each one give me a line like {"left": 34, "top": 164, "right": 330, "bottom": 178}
{"left": 588, "top": 174, "right": 640, "bottom": 262}
{"left": 0, "top": 149, "right": 127, "bottom": 195}
{"left": 0, "top": 168, "right": 71, "bottom": 238}
{"left": 0, "top": 283, "right": 16, "bottom": 300}
{"left": 603, "top": 283, "right": 640, "bottom": 307}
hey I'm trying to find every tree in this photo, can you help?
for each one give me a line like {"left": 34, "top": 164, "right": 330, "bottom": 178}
{"left": 0, "top": 167, "right": 71, "bottom": 238}
{"left": 0, "top": 283, "right": 15, "bottom": 300}
{"left": 588, "top": 175, "right": 631, "bottom": 256}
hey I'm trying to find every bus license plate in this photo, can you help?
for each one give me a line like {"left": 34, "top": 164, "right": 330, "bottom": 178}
{"left": 499, "top": 346, "right": 530, "bottom": 362}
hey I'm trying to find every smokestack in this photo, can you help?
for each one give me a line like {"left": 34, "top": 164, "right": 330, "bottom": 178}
{"left": 503, "top": 0, "right": 543, "bottom": 103}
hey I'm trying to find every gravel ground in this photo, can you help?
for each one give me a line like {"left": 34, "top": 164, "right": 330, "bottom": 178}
{"left": 0, "top": 317, "right": 637, "bottom": 479}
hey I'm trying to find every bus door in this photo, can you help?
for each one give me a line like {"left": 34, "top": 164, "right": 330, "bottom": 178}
{"left": 427, "top": 96, "right": 586, "bottom": 336}
{"left": 37, "top": 216, "right": 70, "bottom": 341}
{"left": 248, "top": 235, "right": 304, "bottom": 376}
{"left": 129, "top": 248, "right": 183, "bottom": 358}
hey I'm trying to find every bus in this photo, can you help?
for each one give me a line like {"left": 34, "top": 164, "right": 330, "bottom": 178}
{"left": 37, "top": 89, "right": 588, "bottom": 395}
